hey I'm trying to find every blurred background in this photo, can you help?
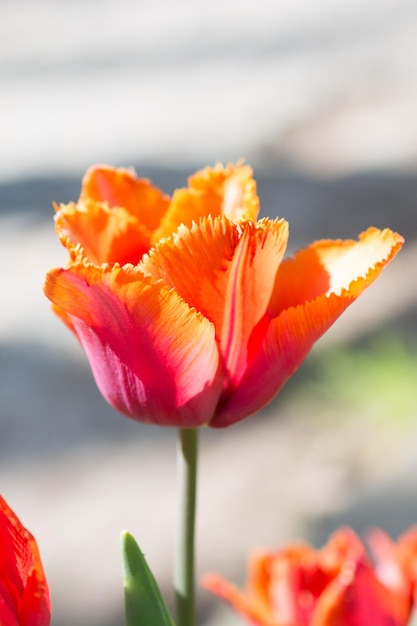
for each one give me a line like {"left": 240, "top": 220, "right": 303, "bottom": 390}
{"left": 1, "top": 0, "right": 417, "bottom": 624}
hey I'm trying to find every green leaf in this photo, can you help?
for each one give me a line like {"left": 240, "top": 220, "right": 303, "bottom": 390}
{"left": 121, "top": 531, "right": 174, "bottom": 626}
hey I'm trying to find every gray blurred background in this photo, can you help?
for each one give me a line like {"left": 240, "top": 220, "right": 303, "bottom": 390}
{"left": 1, "top": 1, "right": 417, "bottom": 624}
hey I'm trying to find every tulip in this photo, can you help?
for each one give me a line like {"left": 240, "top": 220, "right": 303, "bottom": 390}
{"left": 44, "top": 163, "right": 403, "bottom": 428}
{"left": 0, "top": 496, "right": 50, "bottom": 626}
{"left": 203, "top": 528, "right": 414, "bottom": 626}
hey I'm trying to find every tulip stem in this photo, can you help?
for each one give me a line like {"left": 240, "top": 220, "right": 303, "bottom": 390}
{"left": 174, "top": 428, "right": 198, "bottom": 626}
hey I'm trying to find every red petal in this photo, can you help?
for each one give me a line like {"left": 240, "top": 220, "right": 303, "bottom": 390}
{"left": 0, "top": 497, "right": 50, "bottom": 626}
{"left": 313, "top": 558, "right": 409, "bottom": 626}
{"left": 213, "top": 228, "right": 403, "bottom": 427}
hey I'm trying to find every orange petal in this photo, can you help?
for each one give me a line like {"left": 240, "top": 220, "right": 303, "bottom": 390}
{"left": 44, "top": 263, "right": 222, "bottom": 426}
{"left": 202, "top": 574, "right": 276, "bottom": 626}
{"left": 55, "top": 165, "right": 171, "bottom": 264}
{"left": 153, "top": 162, "right": 260, "bottom": 242}
{"left": 214, "top": 228, "right": 403, "bottom": 427}
{"left": 204, "top": 543, "right": 336, "bottom": 626}
{"left": 247, "top": 549, "right": 314, "bottom": 618}
{"left": 320, "top": 528, "right": 364, "bottom": 570}
{"left": 80, "top": 165, "right": 170, "bottom": 232}
{"left": 55, "top": 200, "right": 151, "bottom": 265}
{"left": 269, "top": 228, "right": 404, "bottom": 316}
{"left": 142, "top": 216, "right": 288, "bottom": 386}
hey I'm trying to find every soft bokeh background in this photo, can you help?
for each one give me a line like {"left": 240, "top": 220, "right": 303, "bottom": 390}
{"left": 1, "top": 1, "right": 417, "bottom": 624}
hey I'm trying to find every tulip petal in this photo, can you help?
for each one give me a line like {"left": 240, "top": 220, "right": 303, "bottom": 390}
{"left": 269, "top": 227, "right": 404, "bottom": 316}
{"left": 395, "top": 528, "right": 417, "bottom": 587}
{"left": 213, "top": 228, "right": 403, "bottom": 427}
{"left": 142, "top": 217, "right": 288, "bottom": 388}
{"left": 259, "top": 533, "right": 361, "bottom": 625}
{"left": 313, "top": 558, "right": 408, "bottom": 626}
{"left": 153, "top": 163, "right": 260, "bottom": 242}
{"left": 44, "top": 263, "right": 222, "bottom": 426}
{"left": 202, "top": 574, "right": 275, "bottom": 626}
{"left": 55, "top": 166, "right": 171, "bottom": 265}
{"left": 203, "top": 541, "right": 344, "bottom": 626}
{"left": 369, "top": 526, "right": 417, "bottom": 605}
{"left": 55, "top": 200, "right": 152, "bottom": 265}
{"left": 263, "top": 548, "right": 319, "bottom": 624}
{"left": 80, "top": 165, "right": 170, "bottom": 231}
{"left": 369, "top": 529, "right": 408, "bottom": 591}
{"left": 311, "top": 528, "right": 411, "bottom": 626}
{"left": 0, "top": 496, "right": 50, "bottom": 626}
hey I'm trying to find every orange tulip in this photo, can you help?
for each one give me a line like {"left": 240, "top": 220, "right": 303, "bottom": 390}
{"left": 44, "top": 163, "right": 403, "bottom": 427}
{"left": 203, "top": 528, "right": 414, "bottom": 626}
{"left": 0, "top": 496, "right": 50, "bottom": 626}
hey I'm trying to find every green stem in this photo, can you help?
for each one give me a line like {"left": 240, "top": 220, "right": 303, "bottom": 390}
{"left": 174, "top": 428, "right": 198, "bottom": 626}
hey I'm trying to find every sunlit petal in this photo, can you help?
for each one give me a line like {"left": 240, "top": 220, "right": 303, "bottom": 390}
{"left": 80, "top": 165, "right": 170, "bottom": 231}
{"left": 55, "top": 200, "right": 151, "bottom": 265}
{"left": 153, "top": 163, "right": 259, "bottom": 242}
{"left": 269, "top": 228, "right": 404, "bottom": 316}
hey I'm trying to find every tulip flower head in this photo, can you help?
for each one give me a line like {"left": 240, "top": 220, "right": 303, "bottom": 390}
{"left": 0, "top": 496, "right": 50, "bottom": 626}
{"left": 203, "top": 527, "right": 417, "bottom": 626}
{"left": 44, "top": 163, "right": 403, "bottom": 428}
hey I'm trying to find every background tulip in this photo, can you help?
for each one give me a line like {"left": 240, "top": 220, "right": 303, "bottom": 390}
{"left": 0, "top": 496, "right": 50, "bottom": 626}
{"left": 203, "top": 528, "right": 413, "bottom": 626}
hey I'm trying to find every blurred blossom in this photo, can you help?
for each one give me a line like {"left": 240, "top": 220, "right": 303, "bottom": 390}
{"left": 204, "top": 526, "right": 417, "bottom": 626}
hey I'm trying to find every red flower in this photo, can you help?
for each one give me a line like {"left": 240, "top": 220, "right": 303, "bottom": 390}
{"left": 203, "top": 528, "right": 414, "bottom": 626}
{"left": 0, "top": 496, "right": 50, "bottom": 626}
{"left": 44, "top": 163, "right": 403, "bottom": 427}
